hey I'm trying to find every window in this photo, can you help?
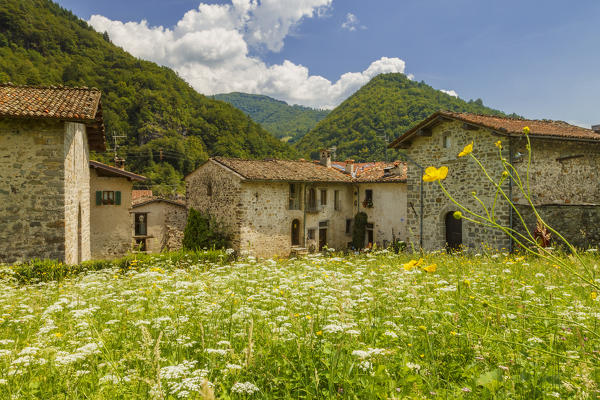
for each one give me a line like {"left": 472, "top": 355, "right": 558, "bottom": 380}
{"left": 102, "top": 191, "right": 115, "bottom": 205}
{"left": 307, "top": 229, "right": 315, "bottom": 240}
{"left": 443, "top": 134, "right": 451, "bottom": 148}
{"left": 319, "top": 220, "right": 328, "bottom": 228}
{"left": 320, "top": 189, "right": 327, "bottom": 206}
{"left": 289, "top": 183, "right": 300, "bottom": 210}
{"left": 334, "top": 190, "right": 340, "bottom": 211}
{"left": 345, "top": 219, "right": 352, "bottom": 235}
{"left": 363, "top": 189, "right": 373, "bottom": 208}
{"left": 207, "top": 182, "right": 213, "bottom": 196}
{"left": 135, "top": 213, "right": 148, "bottom": 236}
{"left": 307, "top": 188, "right": 317, "bottom": 210}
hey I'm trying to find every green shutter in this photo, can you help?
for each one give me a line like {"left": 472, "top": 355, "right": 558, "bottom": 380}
{"left": 115, "top": 191, "right": 122, "bottom": 205}
{"left": 96, "top": 191, "right": 102, "bottom": 206}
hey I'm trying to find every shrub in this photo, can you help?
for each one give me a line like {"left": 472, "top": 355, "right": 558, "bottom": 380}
{"left": 183, "top": 208, "right": 230, "bottom": 251}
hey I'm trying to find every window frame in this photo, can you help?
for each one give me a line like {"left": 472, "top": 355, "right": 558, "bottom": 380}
{"left": 320, "top": 189, "right": 327, "bottom": 206}
{"left": 102, "top": 190, "right": 115, "bottom": 205}
{"left": 134, "top": 212, "right": 148, "bottom": 236}
{"left": 334, "top": 190, "right": 340, "bottom": 211}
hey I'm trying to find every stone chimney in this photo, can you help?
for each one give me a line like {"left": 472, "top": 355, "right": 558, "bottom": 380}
{"left": 592, "top": 124, "right": 600, "bottom": 133}
{"left": 319, "top": 149, "right": 332, "bottom": 168}
{"left": 344, "top": 159, "right": 355, "bottom": 175}
{"left": 114, "top": 156, "right": 125, "bottom": 170}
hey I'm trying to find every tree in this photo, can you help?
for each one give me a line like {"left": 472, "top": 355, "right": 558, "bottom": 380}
{"left": 182, "top": 208, "right": 229, "bottom": 250}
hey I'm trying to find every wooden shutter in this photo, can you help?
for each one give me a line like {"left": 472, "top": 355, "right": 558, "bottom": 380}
{"left": 96, "top": 191, "right": 102, "bottom": 206}
{"left": 115, "top": 191, "right": 122, "bottom": 205}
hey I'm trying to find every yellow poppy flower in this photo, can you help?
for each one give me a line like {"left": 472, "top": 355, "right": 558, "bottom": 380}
{"left": 422, "top": 166, "right": 448, "bottom": 182}
{"left": 403, "top": 258, "right": 424, "bottom": 271}
{"left": 523, "top": 126, "right": 530, "bottom": 134}
{"left": 458, "top": 141, "right": 473, "bottom": 157}
{"left": 423, "top": 264, "right": 437, "bottom": 273}
{"left": 495, "top": 140, "right": 502, "bottom": 149}
{"left": 592, "top": 291, "right": 598, "bottom": 300}
{"left": 453, "top": 211, "right": 462, "bottom": 220}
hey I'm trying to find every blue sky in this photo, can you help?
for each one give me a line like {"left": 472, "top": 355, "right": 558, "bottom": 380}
{"left": 56, "top": 0, "right": 600, "bottom": 127}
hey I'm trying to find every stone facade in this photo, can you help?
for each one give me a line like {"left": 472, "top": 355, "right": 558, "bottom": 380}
{"left": 401, "top": 119, "right": 600, "bottom": 251}
{"left": 0, "top": 119, "right": 91, "bottom": 264}
{"left": 185, "top": 159, "right": 407, "bottom": 258}
{"left": 89, "top": 169, "right": 134, "bottom": 259}
{"left": 131, "top": 200, "right": 187, "bottom": 253}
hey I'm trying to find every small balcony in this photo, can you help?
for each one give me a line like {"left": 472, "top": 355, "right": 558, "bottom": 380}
{"left": 305, "top": 203, "right": 322, "bottom": 213}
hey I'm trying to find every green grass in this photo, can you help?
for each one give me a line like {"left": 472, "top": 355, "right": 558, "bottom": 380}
{"left": 0, "top": 250, "right": 598, "bottom": 398}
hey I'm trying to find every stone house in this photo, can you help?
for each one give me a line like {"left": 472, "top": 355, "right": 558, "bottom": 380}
{"left": 0, "top": 84, "right": 105, "bottom": 264}
{"left": 130, "top": 197, "right": 187, "bottom": 253}
{"left": 89, "top": 160, "right": 146, "bottom": 259}
{"left": 185, "top": 151, "right": 406, "bottom": 258}
{"left": 389, "top": 111, "right": 600, "bottom": 251}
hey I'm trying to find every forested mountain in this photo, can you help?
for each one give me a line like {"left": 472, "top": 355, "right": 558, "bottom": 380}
{"left": 0, "top": 0, "right": 295, "bottom": 194}
{"left": 214, "top": 92, "right": 329, "bottom": 143}
{"left": 296, "top": 73, "right": 516, "bottom": 162}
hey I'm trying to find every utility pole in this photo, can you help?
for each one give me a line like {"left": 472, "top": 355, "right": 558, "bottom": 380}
{"left": 111, "top": 132, "right": 127, "bottom": 167}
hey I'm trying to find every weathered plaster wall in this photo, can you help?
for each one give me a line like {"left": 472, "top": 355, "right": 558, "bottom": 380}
{"left": 357, "top": 183, "right": 407, "bottom": 246}
{"left": 405, "top": 120, "right": 511, "bottom": 251}
{"left": 301, "top": 183, "right": 354, "bottom": 253}
{"left": 0, "top": 119, "right": 66, "bottom": 263}
{"left": 186, "top": 161, "right": 243, "bottom": 250}
{"left": 63, "top": 122, "right": 91, "bottom": 264}
{"left": 131, "top": 201, "right": 187, "bottom": 253}
{"left": 89, "top": 170, "right": 133, "bottom": 259}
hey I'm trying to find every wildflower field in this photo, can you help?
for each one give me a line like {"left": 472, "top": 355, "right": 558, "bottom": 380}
{"left": 0, "top": 251, "right": 599, "bottom": 399}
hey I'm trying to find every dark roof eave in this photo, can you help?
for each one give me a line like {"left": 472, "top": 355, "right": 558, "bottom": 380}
{"left": 131, "top": 198, "right": 187, "bottom": 209}
{"left": 89, "top": 160, "right": 146, "bottom": 181}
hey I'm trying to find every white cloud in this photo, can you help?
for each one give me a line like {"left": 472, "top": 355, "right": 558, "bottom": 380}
{"left": 440, "top": 89, "right": 458, "bottom": 98}
{"left": 341, "top": 13, "right": 359, "bottom": 31}
{"left": 89, "top": 1, "right": 406, "bottom": 109}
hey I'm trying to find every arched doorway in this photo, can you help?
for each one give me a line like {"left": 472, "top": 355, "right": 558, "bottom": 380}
{"left": 291, "top": 219, "right": 300, "bottom": 246}
{"left": 445, "top": 212, "right": 462, "bottom": 251}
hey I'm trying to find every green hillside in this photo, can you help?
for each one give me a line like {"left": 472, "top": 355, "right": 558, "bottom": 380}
{"left": 0, "top": 0, "right": 295, "bottom": 194}
{"left": 296, "top": 73, "right": 515, "bottom": 161}
{"left": 213, "top": 92, "right": 329, "bottom": 143}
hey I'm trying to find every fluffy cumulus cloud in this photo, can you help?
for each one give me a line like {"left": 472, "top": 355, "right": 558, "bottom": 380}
{"left": 89, "top": 0, "right": 406, "bottom": 109}
{"left": 440, "top": 89, "right": 458, "bottom": 98}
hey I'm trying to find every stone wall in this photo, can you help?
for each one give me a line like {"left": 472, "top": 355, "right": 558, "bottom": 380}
{"left": 185, "top": 160, "right": 243, "bottom": 250}
{"left": 63, "top": 122, "right": 91, "bottom": 264}
{"left": 0, "top": 119, "right": 66, "bottom": 263}
{"left": 405, "top": 120, "right": 512, "bottom": 251}
{"left": 357, "top": 183, "right": 407, "bottom": 247}
{"left": 515, "top": 204, "right": 600, "bottom": 249}
{"left": 511, "top": 138, "right": 600, "bottom": 205}
{"left": 89, "top": 169, "right": 133, "bottom": 259}
{"left": 131, "top": 201, "right": 187, "bottom": 253}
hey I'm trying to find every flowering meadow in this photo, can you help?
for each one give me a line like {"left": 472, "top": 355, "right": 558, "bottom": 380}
{"left": 0, "top": 250, "right": 599, "bottom": 399}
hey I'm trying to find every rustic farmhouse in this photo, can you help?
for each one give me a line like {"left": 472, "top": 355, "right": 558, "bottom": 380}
{"left": 0, "top": 84, "right": 105, "bottom": 264}
{"left": 89, "top": 160, "right": 146, "bottom": 259}
{"left": 390, "top": 111, "right": 600, "bottom": 251}
{"left": 130, "top": 196, "right": 187, "bottom": 253}
{"left": 186, "top": 151, "right": 406, "bottom": 258}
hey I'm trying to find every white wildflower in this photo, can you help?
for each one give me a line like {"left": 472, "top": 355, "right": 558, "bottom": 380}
{"left": 231, "top": 382, "right": 260, "bottom": 395}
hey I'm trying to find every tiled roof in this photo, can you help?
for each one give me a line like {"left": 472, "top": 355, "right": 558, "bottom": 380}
{"left": 211, "top": 157, "right": 406, "bottom": 183}
{"left": 389, "top": 111, "right": 600, "bottom": 148}
{"left": 132, "top": 190, "right": 154, "bottom": 203}
{"left": 332, "top": 161, "right": 407, "bottom": 182}
{"left": 212, "top": 157, "right": 353, "bottom": 183}
{"left": 89, "top": 160, "right": 146, "bottom": 181}
{"left": 0, "top": 84, "right": 106, "bottom": 151}
{"left": 131, "top": 197, "right": 187, "bottom": 209}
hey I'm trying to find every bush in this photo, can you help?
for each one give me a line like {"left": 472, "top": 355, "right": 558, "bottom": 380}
{"left": 183, "top": 208, "right": 230, "bottom": 251}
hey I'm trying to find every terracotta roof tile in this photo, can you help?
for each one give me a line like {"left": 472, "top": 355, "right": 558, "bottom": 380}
{"left": 389, "top": 111, "right": 600, "bottom": 148}
{"left": 132, "top": 190, "right": 154, "bottom": 203}
{"left": 212, "top": 157, "right": 406, "bottom": 183}
{"left": 213, "top": 157, "right": 353, "bottom": 183}
{"left": 0, "top": 83, "right": 105, "bottom": 151}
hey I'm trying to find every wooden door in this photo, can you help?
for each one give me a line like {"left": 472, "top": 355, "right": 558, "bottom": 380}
{"left": 291, "top": 219, "right": 300, "bottom": 246}
{"left": 319, "top": 228, "right": 327, "bottom": 251}
{"left": 445, "top": 212, "right": 462, "bottom": 251}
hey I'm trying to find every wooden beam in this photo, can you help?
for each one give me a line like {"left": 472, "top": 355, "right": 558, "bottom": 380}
{"left": 463, "top": 123, "right": 479, "bottom": 131}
